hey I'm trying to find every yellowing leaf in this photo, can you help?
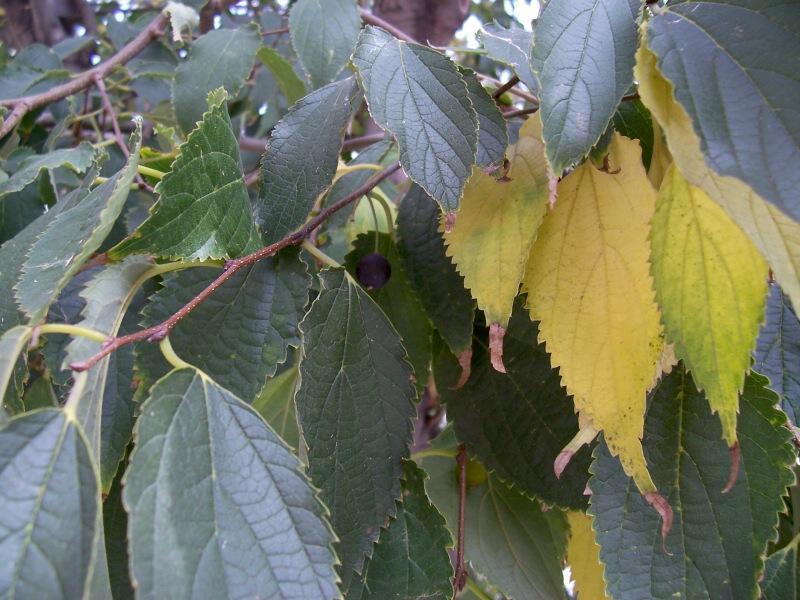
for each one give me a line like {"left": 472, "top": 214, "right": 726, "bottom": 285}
{"left": 523, "top": 134, "right": 662, "bottom": 492}
{"left": 650, "top": 166, "right": 768, "bottom": 444}
{"left": 636, "top": 42, "right": 800, "bottom": 315}
{"left": 443, "top": 115, "right": 549, "bottom": 327}
{"left": 567, "top": 511, "right": 609, "bottom": 600}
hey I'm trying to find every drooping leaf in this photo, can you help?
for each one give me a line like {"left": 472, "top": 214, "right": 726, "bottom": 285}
{"left": 255, "top": 46, "right": 307, "bottom": 106}
{"left": 477, "top": 23, "right": 538, "bottom": 93}
{"left": 0, "top": 409, "right": 103, "bottom": 599}
{"left": 761, "top": 537, "right": 799, "bottom": 600}
{"left": 460, "top": 68, "right": 508, "bottom": 167}
{"left": 110, "top": 91, "right": 261, "bottom": 261}
{"left": 16, "top": 122, "right": 142, "bottom": 323}
{"left": 63, "top": 257, "right": 152, "bottom": 491}
{"left": 352, "top": 26, "right": 477, "bottom": 213}
{"left": 531, "top": 0, "right": 638, "bottom": 173}
{"left": 172, "top": 24, "right": 261, "bottom": 133}
{"left": 523, "top": 134, "right": 663, "bottom": 492}
{"left": 295, "top": 268, "right": 416, "bottom": 576}
{"left": 636, "top": 42, "right": 800, "bottom": 316}
{"left": 346, "top": 231, "right": 432, "bottom": 389}
{"left": 396, "top": 184, "right": 474, "bottom": 355}
{"left": 612, "top": 100, "right": 653, "bottom": 170}
{"left": 0, "top": 325, "right": 32, "bottom": 411}
{"left": 0, "top": 142, "right": 96, "bottom": 199}
{"left": 444, "top": 114, "right": 549, "bottom": 328}
{"left": 252, "top": 366, "right": 300, "bottom": 451}
{"left": 124, "top": 368, "right": 338, "bottom": 598}
{"left": 755, "top": 284, "right": 800, "bottom": 425}
{"left": 258, "top": 77, "right": 360, "bottom": 244}
{"left": 420, "top": 428, "right": 569, "bottom": 600}
{"left": 590, "top": 367, "right": 796, "bottom": 600}
{"left": 445, "top": 303, "right": 592, "bottom": 509}
{"left": 345, "top": 461, "right": 454, "bottom": 599}
{"left": 289, "top": 0, "right": 361, "bottom": 89}
{"left": 650, "top": 165, "right": 768, "bottom": 444}
{"left": 567, "top": 511, "right": 610, "bottom": 600}
{"left": 137, "top": 249, "right": 309, "bottom": 402}
{"left": 646, "top": 0, "right": 800, "bottom": 222}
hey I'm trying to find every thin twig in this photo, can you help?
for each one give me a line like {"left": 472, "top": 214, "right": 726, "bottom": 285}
{"left": 0, "top": 11, "right": 169, "bottom": 138}
{"left": 454, "top": 443, "right": 468, "bottom": 592}
{"left": 93, "top": 74, "right": 128, "bottom": 157}
{"left": 263, "top": 27, "right": 290, "bottom": 36}
{"left": 503, "top": 106, "right": 539, "bottom": 119}
{"left": 492, "top": 75, "right": 520, "bottom": 100}
{"left": 69, "top": 162, "right": 403, "bottom": 372}
{"left": 239, "top": 132, "right": 388, "bottom": 161}
{"left": 359, "top": 8, "right": 417, "bottom": 43}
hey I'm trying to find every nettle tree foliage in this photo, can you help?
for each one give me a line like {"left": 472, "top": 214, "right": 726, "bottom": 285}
{"left": 0, "top": 0, "right": 799, "bottom": 597}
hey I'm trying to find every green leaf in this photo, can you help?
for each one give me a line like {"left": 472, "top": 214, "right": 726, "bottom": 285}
{"left": 0, "top": 409, "right": 103, "bottom": 598}
{"left": 104, "top": 467, "right": 134, "bottom": 600}
{"left": 345, "top": 461, "right": 454, "bottom": 599}
{"left": 352, "top": 26, "right": 478, "bottom": 213}
{"left": 755, "top": 284, "right": 800, "bottom": 426}
{"left": 646, "top": 0, "right": 800, "bottom": 222}
{"left": 63, "top": 257, "right": 152, "bottom": 491}
{"left": 478, "top": 22, "right": 538, "bottom": 93}
{"left": 0, "top": 172, "right": 55, "bottom": 244}
{"left": 612, "top": 99, "right": 654, "bottom": 170}
{"left": 138, "top": 250, "right": 309, "bottom": 402}
{"left": 650, "top": 165, "right": 769, "bottom": 444}
{"left": 252, "top": 366, "right": 300, "bottom": 451}
{"left": 289, "top": 0, "right": 361, "bottom": 89}
{"left": 0, "top": 44, "right": 67, "bottom": 100}
{"left": 761, "top": 537, "right": 799, "bottom": 600}
{"left": 17, "top": 123, "right": 142, "bottom": 323}
{"left": 0, "top": 142, "right": 96, "bottom": 199}
{"left": 396, "top": 184, "right": 474, "bottom": 355}
{"left": 256, "top": 46, "right": 307, "bottom": 106}
{"left": 0, "top": 325, "right": 32, "bottom": 411}
{"left": 346, "top": 231, "right": 432, "bottom": 389}
{"left": 445, "top": 302, "right": 592, "bottom": 509}
{"left": 460, "top": 68, "right": 508, "bottom": 167}
{"left": 296, "top": 268, "right": 416, "bottom": 576}
{"left": 531, "top": 0, "right": 638, "bottom": 173}
{"left": 172, "top": 24, "right": 261, "bottom": 134}
{"left": 420, "top": 428, "right": 569, "bottom": 600}
{"left": 258, "top": 77, "right": 359, "bottom": 244}
{"left": 589, "top": 367, "right": 796, "bottom": 600}
{"left": 124, "top": 368, "right": 338, "bottom": 598}
{"left": 110, "top": 92, "right": 261, "bottom": 261}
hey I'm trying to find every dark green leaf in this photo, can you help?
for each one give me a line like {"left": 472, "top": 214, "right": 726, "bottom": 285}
{"left": 647, "top": 0, "right": 800, "bottom": 221}
{"left": 21, "top": 375, "right": 57, "bottom": 410}
{"left": 289, "top": 0, "right": 361, "bottom": 89}
{"left": 478, "top": 22, "right": 537, "bottom": 93}
{"left": 531, "top": 0, "right": 638, "bottom": 173}
{"left": 346, "top": 232, "right": 432, "bottom": 389}
{"left": 258, "top": 77, "right": 359, "bottom": 244}
{"left": 445, "top": 303, "right": 592, "bottom": 509}
{"left": 296, "top": 268, "right": 416, "bottom": 576}
{"left": 0, "top": 409, "right": 102, "bottom": 598}
{"left": 252, "top": 366, "right": 300, "bottom": 451}
{"left": 590, "top": 367, "right": 796, "bottom": 599}
{"left": 0, "top": 173, "right": 54, "bottom": 244}
{"left": 104, "top": 466, "right": 134, "bottom": 600}
{"left": 110, "top": 91, "right": 261, "bottom": 261}
{"left": 172, "top": 24, "right": 261, "bottom": 134}
{"left": 137, "top": 249, "right": 309, "bottom": 402}
{"left": 0, "top": 325, "right": 32, "bottom": 412}
{"left": 461, "top": 68, "right": 508, "bottom": 167}
{"left": 396, "top": 184, "right": 474, "bottom": 354}
{"left": 256, "top": 46, "right": 307, "bottom": 106}
{"left": 0, "top": 44, "right": 67, "bottom": 100}
{"left": 420, "top": 428, "right": 569, "bottom": 600}
{"left": 345, "top": 461, "right": 453, "bottom": 600}
{"left": 755, "top": 283, "right": 800, "bottom": 426}
{"left": 124, "top": 368, "right": 338, "bottom": 598}
{"left": 352, "top": 26, "right": 478, "bottom": 213}
{"left": 761, "top": 537, "right": 799, "bottom": 600}
{"left": 0, "top": 142, "right": 96, "bottom": 199}
{"left": 612, "top": 99, "right": 654, "bottom": 170}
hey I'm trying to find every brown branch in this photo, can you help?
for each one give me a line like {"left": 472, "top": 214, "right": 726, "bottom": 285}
{"left": 93, "top": 74, "right": 128, "bottom": 158}
{"left": 503, "top": 106, "right": 539, "bottom": 119}
{"left": 0, "top": 11, "right": 169, "bottom": 138}
{"left": 239, "top": 132, "right": 388, "bottom": 159}
{"left": 69, "top": 162, "right": 403, "bottom": 373}
{"left": 454, "top": 444, "right": 468, "bottom": 592}
{"left": 359, "top": 8, "right": 417, "bottom": 43}
{"left": 263, "top": 27, "right": 290, "bottom": 36}
{"left": 492, "top": 75, "right": 520, "bottom": 100}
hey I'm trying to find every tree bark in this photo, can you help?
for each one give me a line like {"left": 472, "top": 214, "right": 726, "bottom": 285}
{"left": 373, "top": 0, "right": 470, "bottom": 46}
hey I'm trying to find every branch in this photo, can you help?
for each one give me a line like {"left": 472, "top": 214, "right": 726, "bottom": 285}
{"left": 69, "top": 162, "right": 403, "bottom": 372}
{"left": 454, "top": 443, "right": 468, "bottom": 592}
{"left": 492, "top": 75, "right": 520, "bottom": 100}
{"left": 0, "top": 11, "right": 169, "bottom": 138}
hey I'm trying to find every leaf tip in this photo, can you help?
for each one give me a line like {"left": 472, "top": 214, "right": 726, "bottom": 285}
{"left": 644, "top": 491, "right": 673, "bottom": 553}
{"left": 444, "top": 212, "right": 457, "bottom": 233}
{"left": 451, "top": 347, "right": 472, "bottom": 390}
{"left": 489, "top": 323, "right": 506, "bottom": 373}
{"left": 721, "top": 441, "right": 740, "bottom": 494}
{"left": 554, "top": 450, "right": 573, "bottom": 479}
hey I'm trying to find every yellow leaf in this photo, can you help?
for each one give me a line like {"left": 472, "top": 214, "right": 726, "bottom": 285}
{"left": 567, "top": 511, "right": 609, "bottom": 600}
{"left": 523, "top": 134, "right": 662, "bottom": 492}
{"left": 650, "top": 166, "right": 768, "bottom": 444}
{"left": 443, "top": 115, "right": 550, "bottom": 327}
{"left": 636, "top": 42, "right": 800, "bottom": 314}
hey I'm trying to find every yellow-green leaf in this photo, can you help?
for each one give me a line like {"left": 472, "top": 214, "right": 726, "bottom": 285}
{"left": 650, "top": 165, "right": 768, "bottom": 444}
{"left": 443, "top": 115, "right": 549, "bottom": 327}
{"left": 523, "top": 134, "right": 662, "bottom": 492}
{"left": 567, "top": 511, "right": 609, "bottom": 600}
{"left": 636, "top": 42, "right": 800, "bottom": 315}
